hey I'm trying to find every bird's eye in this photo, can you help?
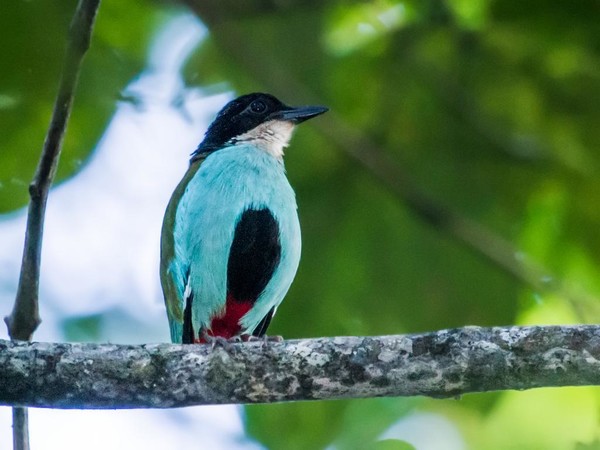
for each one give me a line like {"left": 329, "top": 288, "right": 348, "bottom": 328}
{"left": 250, "top": 100, "right": 267, "bottom": 113}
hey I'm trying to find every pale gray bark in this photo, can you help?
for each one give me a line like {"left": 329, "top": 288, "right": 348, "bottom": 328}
{"left": 1, "top": 325, "right": 600, "bottom": 409}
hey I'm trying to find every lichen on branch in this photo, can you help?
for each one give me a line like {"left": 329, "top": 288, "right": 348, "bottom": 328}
{"left": 1, "top": 325, "right": 600, "bottom": 409}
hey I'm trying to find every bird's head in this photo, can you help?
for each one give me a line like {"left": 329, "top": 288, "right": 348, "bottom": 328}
{"left": 194, "top": 93, "right": 328, "bottom": 159}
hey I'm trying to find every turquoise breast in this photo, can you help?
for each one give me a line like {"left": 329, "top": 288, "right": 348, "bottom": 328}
{"left": 172, "top": 144, "right": 301, "bottom": 336}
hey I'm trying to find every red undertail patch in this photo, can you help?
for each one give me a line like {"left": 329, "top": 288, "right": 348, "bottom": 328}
{"left": 195, "top": 294, "right": 253, "bottom": 343}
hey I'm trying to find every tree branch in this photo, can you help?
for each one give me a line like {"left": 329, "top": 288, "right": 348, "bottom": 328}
{"left": 1, "top": 325, "right": 600, "bottom": 409}
{"left": 5, "top": 0, "right": 101, "bottom": 342}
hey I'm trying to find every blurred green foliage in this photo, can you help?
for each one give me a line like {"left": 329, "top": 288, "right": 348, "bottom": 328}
{"left": 0, "top": 0, "right": 166, "bottom": 212}
{"left": 371, "top": 440, "right": 416, "bottom": 450}
{"left": 2, "top": 0, "right": 600, "bottom": 448}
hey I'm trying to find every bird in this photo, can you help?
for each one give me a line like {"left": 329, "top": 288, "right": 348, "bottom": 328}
{"left": 160, "top": 93, "right": 328, "bottom": 344}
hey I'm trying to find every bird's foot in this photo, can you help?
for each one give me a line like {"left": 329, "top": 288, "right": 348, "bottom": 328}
{"left": 240, "top": 334, "right": 283, "bottom": 343}
{"left": 202, "top": 334, "right": 241, "bottom": 351}
{"left": 202, "top": 334, "right": 283, "bottom": 351}
{"left": 260, "top": 335, "right": 283, "bottom": 352}
{"left": 240, "top": 334, "right": 283, "bottom": 351}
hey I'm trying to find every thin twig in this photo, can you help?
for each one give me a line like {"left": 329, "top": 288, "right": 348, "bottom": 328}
{"left": 12, "top": 408, "right": 29, "bottom": 450}
{"left": 1, "top": 325, "right": 600, "bottom": 409}
{"left": 5, "top": 1, "right": 101, "bottom": 449}
{"left": 5, "top": 0, "right": 100, "bottom": 340}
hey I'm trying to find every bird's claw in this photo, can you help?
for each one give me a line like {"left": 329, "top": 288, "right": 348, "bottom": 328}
{"left": 203, "top": 335, "right": 239, "bottom": 351}
{"left": 202, "top": 334, "right": 284, "bottom": 351}
{"left": 240, "top": 334, "right": 283, "bottom": 344}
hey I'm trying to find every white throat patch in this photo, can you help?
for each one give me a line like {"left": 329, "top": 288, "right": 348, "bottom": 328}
{"left": 232, "top": 120, "right": 296, "bottom": 159}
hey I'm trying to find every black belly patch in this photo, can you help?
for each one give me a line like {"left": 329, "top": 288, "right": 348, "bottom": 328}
{"left": 227, "top": 208, "right": 281, "bottom": 303}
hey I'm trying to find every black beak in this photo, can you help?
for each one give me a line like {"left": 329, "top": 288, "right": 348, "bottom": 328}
{"left": 272, "top": 105, "right": 329, "bottom": 124}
